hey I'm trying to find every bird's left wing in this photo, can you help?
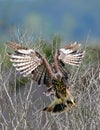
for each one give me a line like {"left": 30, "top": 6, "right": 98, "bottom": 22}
{"left": 58, "top": 42, "right": 85, "bottom": 66}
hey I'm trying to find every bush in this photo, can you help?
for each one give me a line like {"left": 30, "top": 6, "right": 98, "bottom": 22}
{"left": 0, "top": 38, "right": 99, "bottom": 130}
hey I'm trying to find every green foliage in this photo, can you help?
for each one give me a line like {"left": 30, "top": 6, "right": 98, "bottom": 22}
{"left": 86, "top": 45, "right": 100, "bottom": 63}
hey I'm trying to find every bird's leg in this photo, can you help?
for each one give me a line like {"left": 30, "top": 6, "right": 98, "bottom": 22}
{"left": 63, "top": 100, "right": 71, "bottom": 112}
{"left": 63, "top": 102, "right": 71, "bottom": 112}
{"left": 72, "top": 102, "right": 77, "bottom": 107}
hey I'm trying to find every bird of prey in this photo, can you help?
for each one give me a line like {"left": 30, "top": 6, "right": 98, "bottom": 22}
{"left": 7, "top": 42, "right": 85, "bottom": 113}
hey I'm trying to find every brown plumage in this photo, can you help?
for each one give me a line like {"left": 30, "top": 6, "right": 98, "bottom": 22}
{"left": 7, "top": 41, "right": 85, "bottom": 113}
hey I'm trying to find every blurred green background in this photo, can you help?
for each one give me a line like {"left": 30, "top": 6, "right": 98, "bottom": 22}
{"left": 0, "top": 0, "right": 100, "bottom": 44}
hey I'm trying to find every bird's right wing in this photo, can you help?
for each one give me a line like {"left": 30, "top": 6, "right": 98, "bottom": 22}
{"left": 7, "top": 42, "right": 52, "bottom": 86}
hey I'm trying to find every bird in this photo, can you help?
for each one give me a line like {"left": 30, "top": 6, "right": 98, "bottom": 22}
{"left": 7, "top": 41, "right": 85, "bottom": 113}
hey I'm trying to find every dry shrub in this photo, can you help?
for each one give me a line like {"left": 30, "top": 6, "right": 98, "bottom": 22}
{"left": 0, "top": 40, "right": 99, "bottom": 130}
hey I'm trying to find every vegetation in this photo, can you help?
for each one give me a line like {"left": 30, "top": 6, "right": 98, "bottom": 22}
{"left": 0, "top": 36, "right": 99, "bottom": 130}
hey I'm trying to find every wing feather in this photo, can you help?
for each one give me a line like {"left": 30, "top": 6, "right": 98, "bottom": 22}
{"left": 7, "top": 42, "right": 48, "bottom": 78}
{"left": 7, "top": 42, "right": 27, "bottom": 50}
{"left": 58, "top": 42, "right": 85, "bottom": 66}
{"left": 7, "top": 42, "right": 53, "bottom": 88}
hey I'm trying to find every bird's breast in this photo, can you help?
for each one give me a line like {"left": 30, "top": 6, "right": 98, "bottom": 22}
{"left": 52, "top": 79, "right": 66, "bottom": 96}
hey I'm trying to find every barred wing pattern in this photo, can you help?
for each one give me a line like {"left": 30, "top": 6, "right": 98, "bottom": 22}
{"left": 7, "top": 42, "right": 52, "bottom": 87}
{"left": 58, "top": 42, "right": 85, "bottom": 66}
{"left": 7, "top": 42, "right": 43, "bottom": 77}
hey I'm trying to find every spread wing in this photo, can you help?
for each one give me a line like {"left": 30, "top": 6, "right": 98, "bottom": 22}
{"left": 7, "top": 42, "right": 52, "bottom": 86}
{"left": 58, "top": 42, "right": 85, "bottom": 66}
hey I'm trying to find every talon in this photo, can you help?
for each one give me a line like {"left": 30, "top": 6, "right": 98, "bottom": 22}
{"left": 72, "top": 102, "right": 77, "bottom": 107}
